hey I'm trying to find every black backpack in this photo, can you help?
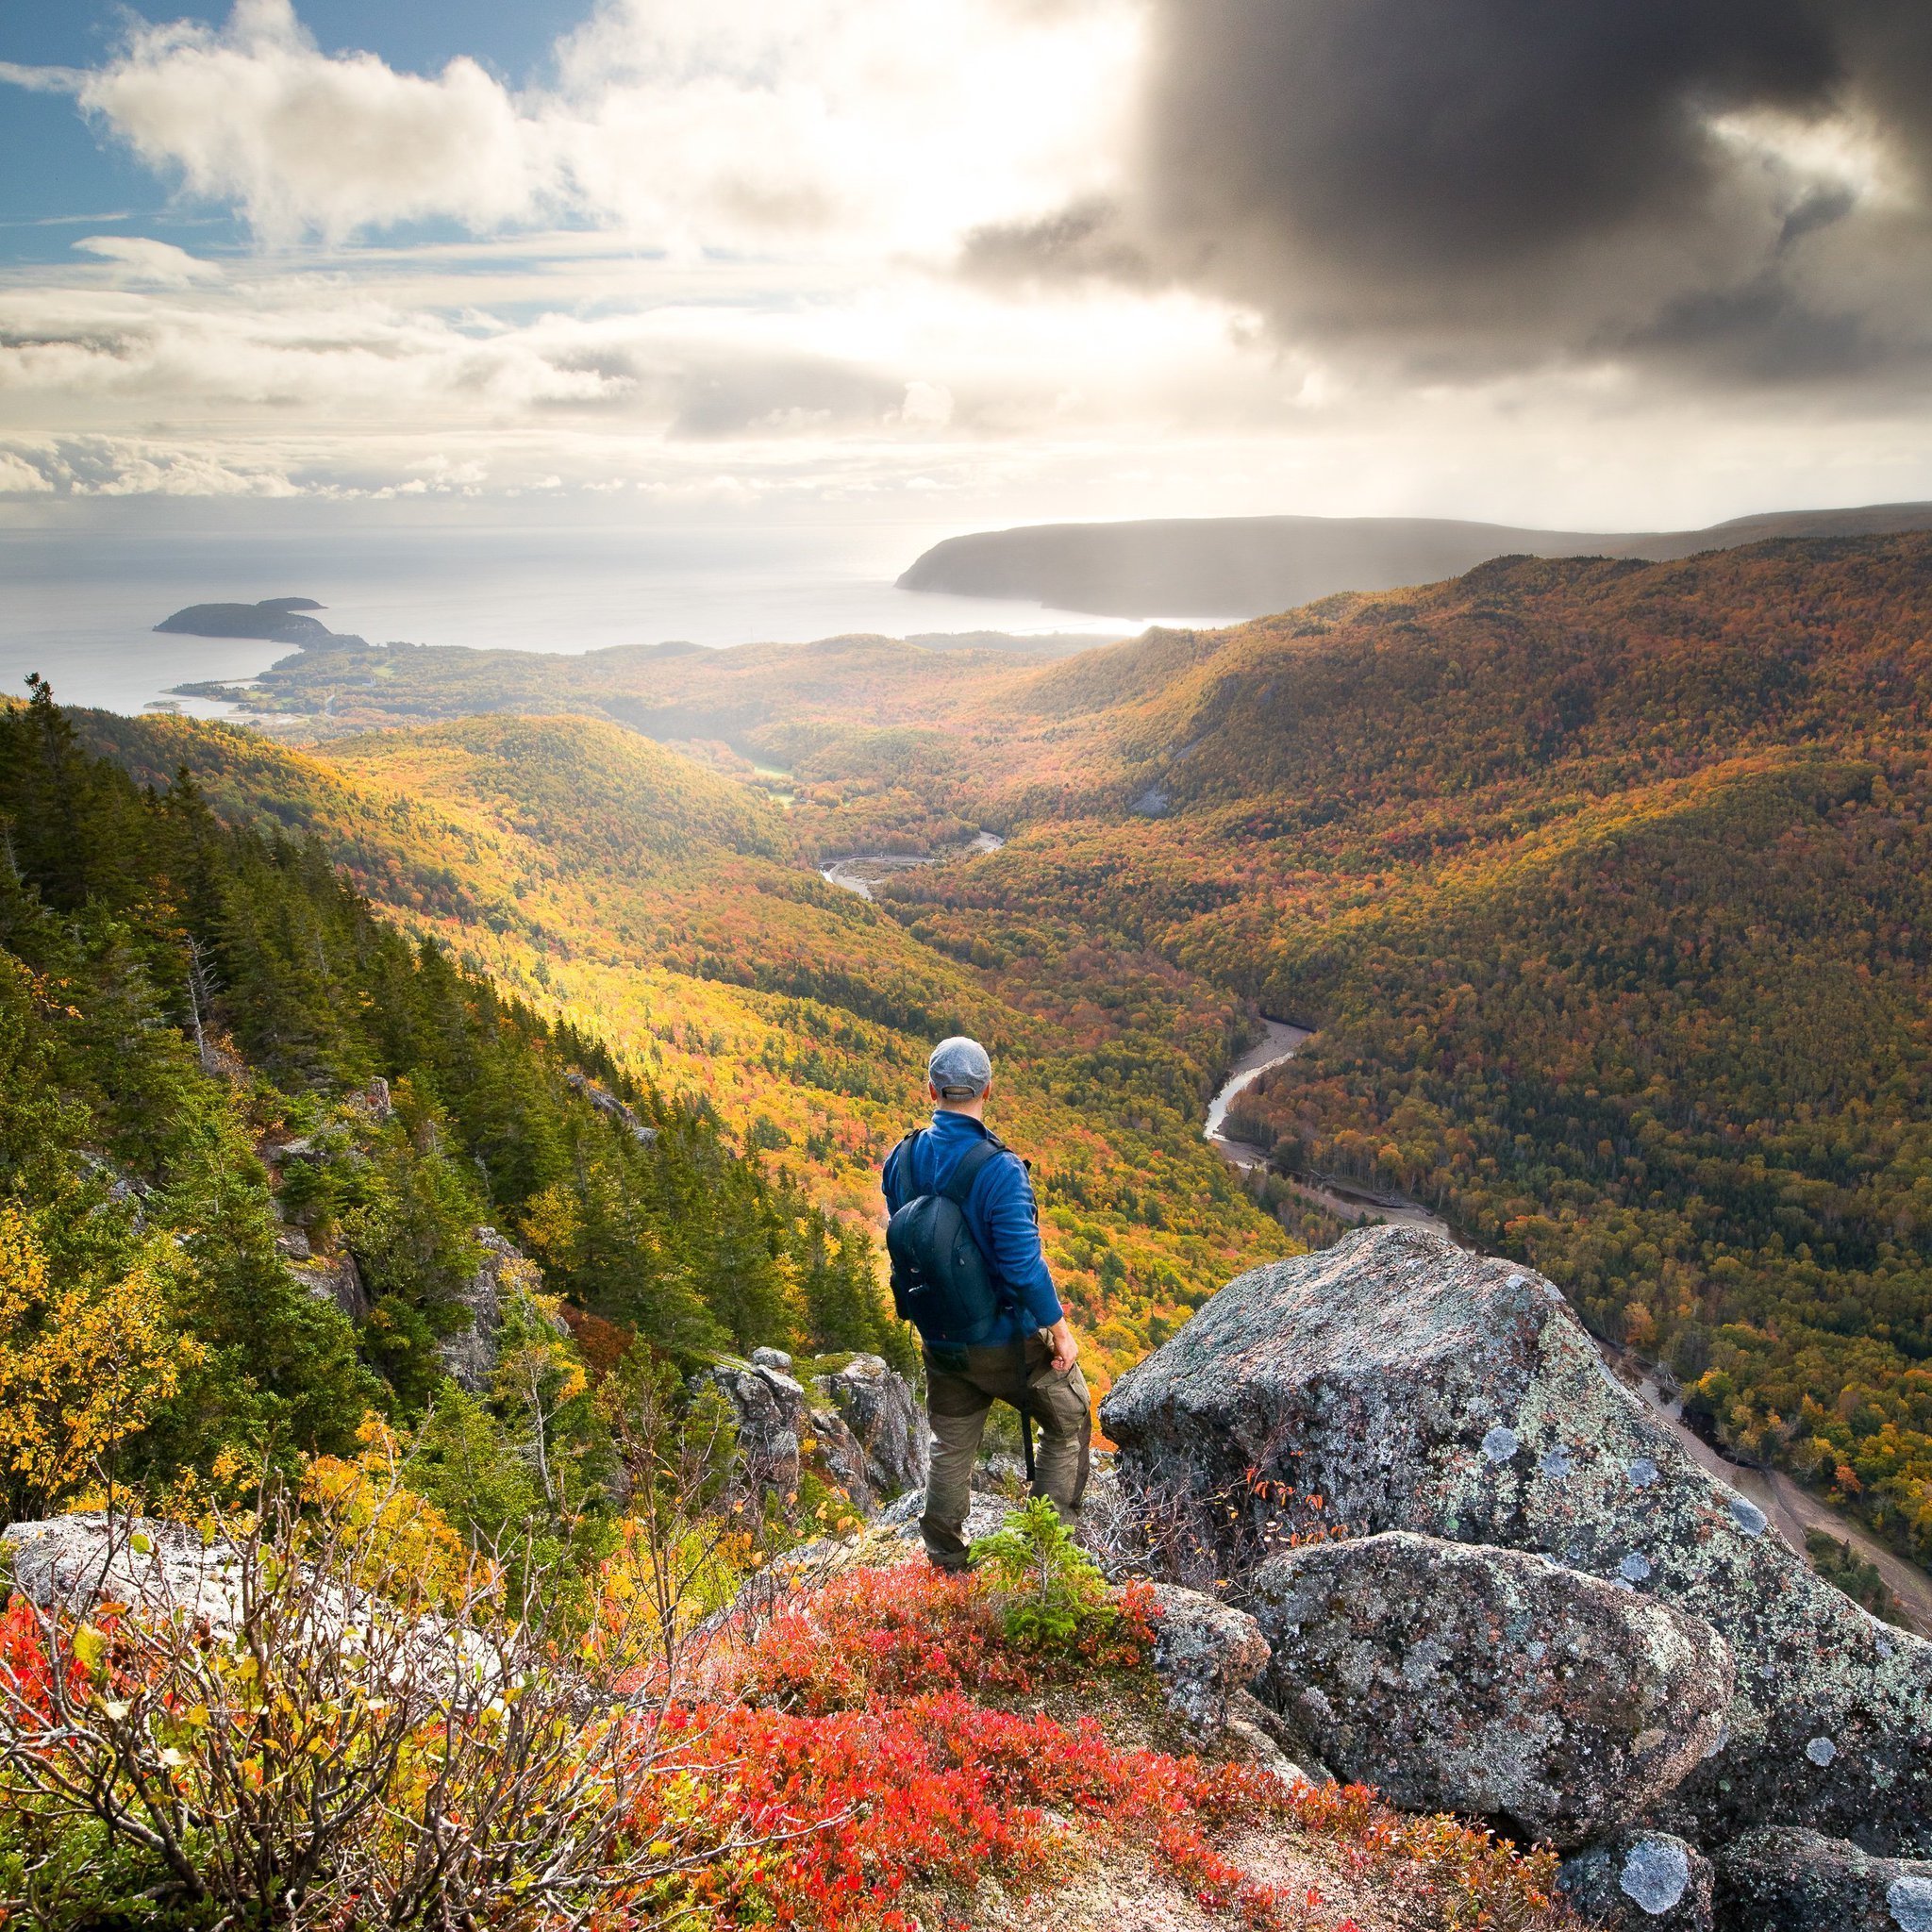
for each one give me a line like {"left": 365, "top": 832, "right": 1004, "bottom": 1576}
{"left": 885, "top": 1131, "right": 1008, "bottom": 1345}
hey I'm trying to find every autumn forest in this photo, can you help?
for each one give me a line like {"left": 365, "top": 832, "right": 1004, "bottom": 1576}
{"left": 11, "top": 531, "right": 1932, "bottom": 1576}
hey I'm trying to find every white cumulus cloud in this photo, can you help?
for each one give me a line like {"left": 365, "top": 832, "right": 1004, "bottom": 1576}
{"left": 16, "top": 0, "right": 1139, "bottom": 252}
{"left": 74, "top": 0, "right": 558, "bottom": 243}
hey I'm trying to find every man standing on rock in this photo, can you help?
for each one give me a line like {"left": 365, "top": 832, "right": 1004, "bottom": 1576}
{"left": 883, "top": 1035, "right": 1090, "bottom": 1570}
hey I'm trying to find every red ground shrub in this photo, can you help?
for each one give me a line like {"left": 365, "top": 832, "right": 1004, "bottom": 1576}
{"left": 720, "top": 1559, "right": 1157, "bottom": 1712}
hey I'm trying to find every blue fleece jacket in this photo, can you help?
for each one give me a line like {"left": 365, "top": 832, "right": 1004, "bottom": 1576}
{"left": 881, "top": 1110, "right": 1062, "bottom": 1343}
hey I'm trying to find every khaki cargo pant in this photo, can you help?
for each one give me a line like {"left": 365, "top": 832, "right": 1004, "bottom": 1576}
{"left": 921, "top": 1331, "right": 1091, "bottom": 1570}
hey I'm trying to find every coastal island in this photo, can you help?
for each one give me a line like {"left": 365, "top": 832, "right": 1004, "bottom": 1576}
{"left": 154, "top": 597, "right": 357, "bottom": 646}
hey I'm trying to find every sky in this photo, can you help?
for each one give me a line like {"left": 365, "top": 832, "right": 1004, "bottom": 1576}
{"left": 4, "top": 0, "right": 1932, "bottom": 541}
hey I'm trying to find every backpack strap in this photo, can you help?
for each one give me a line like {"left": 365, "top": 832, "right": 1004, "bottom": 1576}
{"left": 940, "top": 1134, "right": 1002, "bottom": 1208}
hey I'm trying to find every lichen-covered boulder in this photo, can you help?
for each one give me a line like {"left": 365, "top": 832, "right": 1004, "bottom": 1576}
{"left": 1251, "top": 1532, "right": 1730, "bottom": 1847}
{"left": 1146, "top": 1582, "right": 1272, "bottom": 1740}
{"left": 1714, "top": 1828, "right": 1932, "bottom": 1931}
{"left": 1101, "top": 1224, "right": 1932, "bottom": 1853}
{"left": 3, "top": 1514, "right": 246, "bottom": 1624}
{"left": 1559, "top": 1832, "right": 1714, "bottom": 1929}
{"left": 812, "top": 1354, "right": 927, "bottom": 1500}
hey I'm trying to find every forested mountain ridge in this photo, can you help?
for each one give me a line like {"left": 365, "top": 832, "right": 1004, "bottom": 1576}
{"left": 893, "top": 502, "right": 1932, "bottom": 618}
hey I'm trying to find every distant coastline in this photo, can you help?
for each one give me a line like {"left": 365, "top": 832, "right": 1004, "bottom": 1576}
{"left": 897, "top": 501, "right": 1932, "bottom": 619}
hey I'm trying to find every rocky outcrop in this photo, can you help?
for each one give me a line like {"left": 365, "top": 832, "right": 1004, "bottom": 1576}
{"left": 563, "top": 1071, "right": 657, "bottom": 1143}
{"left": 696, "top": 1356, "right": 810, "bottom": 1498}
{"left": 438, "top": 1227, "right": 546, "bottom": 1392}
{"left": 1101, "top": 1225, "right": 1932, "bottom": 1853}
{"left": 814, "top": 1354, "right": 927, "bottom": 1500}
{"left": 3, "top": 1514, "right": 245, "bottom": 1624}
{"left": 696, "top": 1351, "right": 925, "bottom": 1517}
{"left": 1559, "top": 1832, "right": 1714, "bottom": 1930}
{"left": 1146, "top": 1582, "right": 1272, "bottom": 1740}
{"left": 287, "top": 1245, "right": 371, "bottom": 1321}
{"left": 1251, "top": 1532, "right": 1731, "bottom": 1847}
{"left": 1714, "top": 1828, "right": 1932, "bottom": 1931}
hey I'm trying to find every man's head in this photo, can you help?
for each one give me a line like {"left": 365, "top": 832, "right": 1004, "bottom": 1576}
{"left": 927, "top": 1035, "right": 993, "bottom": 1116}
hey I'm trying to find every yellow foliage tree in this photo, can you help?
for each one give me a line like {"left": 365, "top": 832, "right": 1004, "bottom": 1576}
{"left": 0, "top": 1206, "right": 206, "bottom": 1519}
{"left": 302, "top": 1414, "right": 475, "bottom": 1610}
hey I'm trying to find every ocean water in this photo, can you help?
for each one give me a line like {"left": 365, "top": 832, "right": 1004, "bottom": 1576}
{"left": 0, "top": 522, "right": 1146, "bottom": 719}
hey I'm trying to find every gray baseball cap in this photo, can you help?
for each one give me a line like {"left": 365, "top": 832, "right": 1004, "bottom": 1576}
{"left": 927, "top": 1035, "right": 992, "bottom": 1100}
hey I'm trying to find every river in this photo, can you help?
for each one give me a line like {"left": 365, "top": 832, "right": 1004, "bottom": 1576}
{"left": 820, "top": 831, "right": 1004, "bottom": 901}
{"left": 1204, "top": 1021, "right": 1452, "bottom": 1237}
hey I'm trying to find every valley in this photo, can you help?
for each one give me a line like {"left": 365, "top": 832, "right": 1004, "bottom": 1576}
{"left": 9, "top": 528, "right": 1932, "bottom": 1929}
{"left": 24, "top": 530, "right": 1932, "bottom": 1577}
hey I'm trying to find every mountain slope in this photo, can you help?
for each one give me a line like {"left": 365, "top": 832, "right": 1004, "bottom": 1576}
{"left": 80, "top": 707, "right": 1295, "bottom": 1396}
{"left": 0, "top": 684, "right": 912, "bottom": 1527}
{"left": 882, "top": 538, "right": 1932, "bottom": 1562}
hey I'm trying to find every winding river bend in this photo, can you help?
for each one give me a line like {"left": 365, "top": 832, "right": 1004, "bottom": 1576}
{"left": 1204, "top": 1020, "right": 1452, "bottom": 1238}
{"left": 821, "top": 831, "right": 1004, "bottom": 901}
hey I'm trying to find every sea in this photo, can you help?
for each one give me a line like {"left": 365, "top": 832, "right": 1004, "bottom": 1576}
{"left": 0, "top": 521, "right": 1151, "bottom": 720}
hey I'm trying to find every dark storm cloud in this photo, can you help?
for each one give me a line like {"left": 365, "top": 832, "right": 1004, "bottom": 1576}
{"left": 967, "top": 0, "right": 1932, "bottom": 385}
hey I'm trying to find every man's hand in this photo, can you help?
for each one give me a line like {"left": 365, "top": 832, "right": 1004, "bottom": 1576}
{"left": 1046, "top": 1318, "right": 1079, "bottom": 1374}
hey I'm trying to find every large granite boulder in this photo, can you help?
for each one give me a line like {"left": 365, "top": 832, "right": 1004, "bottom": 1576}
{"left": 4, "top": 1514, "right": 245, "bottom": 1624}
{"left": 1714, "top": 1828, "right": 1932, "bottom": 1931}
{"left": 1559, "top": 1831, "right": 1714, "bottom": 1930}
{"left": 1145, "top": 1582, "right": 1272, "bottom": 1740}
{"left": 1251, "top": 1532, "right": 1731, "bottom": 1847}
{"left": 811, "top": 1354, "right": 927, "bottom": 1500}
{"left": 1101, "top": 1225, "right": 1932, "bottom": 1853}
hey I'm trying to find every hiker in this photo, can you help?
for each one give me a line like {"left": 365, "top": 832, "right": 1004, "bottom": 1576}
{"left": 883, "top": 1034, "right": 1091, "bottom": 1571}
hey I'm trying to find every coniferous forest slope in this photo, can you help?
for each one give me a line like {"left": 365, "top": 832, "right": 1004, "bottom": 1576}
{"left": 71, "top": 532, "right": 1932, "bottom": 1566}
{"left": 0, "top": 681, "right": 922, "bottom": 1527}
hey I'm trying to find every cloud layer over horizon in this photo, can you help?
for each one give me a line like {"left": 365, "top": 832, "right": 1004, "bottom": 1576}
{"left": 6, "top": 0, "right": 1932, "bottom": 523}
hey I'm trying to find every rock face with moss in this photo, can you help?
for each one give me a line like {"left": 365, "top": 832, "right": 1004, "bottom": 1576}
{"left": 1715, "top": 1827, "right": 1932, "bottom": 1930}
{"left": 1101, "top": 1224, "right": 1932, "bottom": 1854}
{"left": 1252, "top": 1531, "right": 1732, "bottom": 1847}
